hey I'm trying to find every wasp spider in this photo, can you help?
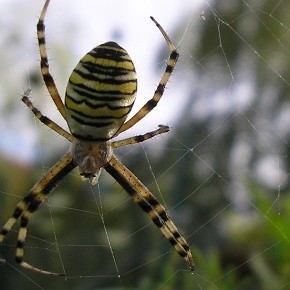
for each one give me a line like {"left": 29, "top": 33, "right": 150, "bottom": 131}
{"left": 0, "top": 0, "right": 194, "bottom": 275}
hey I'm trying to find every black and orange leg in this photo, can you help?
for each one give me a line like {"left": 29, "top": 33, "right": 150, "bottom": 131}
{"left": 104, "top": 154, "right": 195, "bottom": 272}
{"left": 0, "top": 152, "right": 76, "bottom": 275}
{"left": 112, "top": 125, "right": 169, "bottom": 148}
{"left": 37, "top": 0, "right": 66, "bottom": 119}
{"left": 117, "top": 17, "right": 179, "bottom": 135}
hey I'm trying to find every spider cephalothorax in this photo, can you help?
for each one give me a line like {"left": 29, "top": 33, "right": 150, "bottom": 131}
{"left": 71, "top": 140, "right": 112, "bottom": 183}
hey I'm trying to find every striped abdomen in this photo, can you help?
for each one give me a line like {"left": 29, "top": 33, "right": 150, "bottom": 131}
{"left": 65, "top": 42, "right": 137, "bottom": 142}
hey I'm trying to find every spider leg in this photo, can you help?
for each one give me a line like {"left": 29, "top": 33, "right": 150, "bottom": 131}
{"left": 112, "top": 125, "right": 169, "bottom": 148}
{"left": 37, "top": 0, "right": 66, "bottom": 119}
{"left": 22, "top": 89, "right": 74, "bottom": 142}
{"left": 104, "top": 154, "right": 195, "bottom": 272}
{"left": 117, "top": 17, "right": 179, "bottom": 135}
{"left": 0, "top": 152, "right": 76, "bottom": 275}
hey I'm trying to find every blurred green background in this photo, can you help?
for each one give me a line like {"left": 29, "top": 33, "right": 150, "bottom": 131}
{"left": 0, "top": 0, "right": 290, "bottom": 289}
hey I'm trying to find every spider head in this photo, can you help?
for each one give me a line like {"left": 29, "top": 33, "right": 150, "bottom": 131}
{"left": 71, "top": 139, "right": 112, "bottom": 184}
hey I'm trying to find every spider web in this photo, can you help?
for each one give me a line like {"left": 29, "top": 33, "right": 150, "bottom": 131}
{"left": 0, "top": 0, "right": 290, "bottom": 289}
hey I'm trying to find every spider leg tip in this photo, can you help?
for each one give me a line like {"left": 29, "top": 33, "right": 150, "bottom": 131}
{"left": 23, "top": 89, "right": 32, "bottom": 97}
{"left": 150, "top": 16, "right": 157, "bottom": 24}
{"left": 158, "top": 124, "right": 169, "bottom": 129}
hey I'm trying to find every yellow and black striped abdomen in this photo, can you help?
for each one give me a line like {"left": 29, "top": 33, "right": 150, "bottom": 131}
{"left": 65, "top": 42, "right": 137, "bottom": 142}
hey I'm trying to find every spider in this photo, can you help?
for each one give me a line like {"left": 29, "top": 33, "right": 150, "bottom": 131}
{"left": 0, "top": 0, "right": 194, "bottom": 275}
